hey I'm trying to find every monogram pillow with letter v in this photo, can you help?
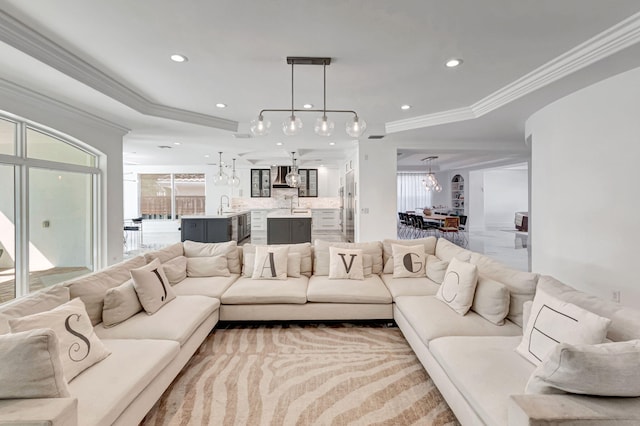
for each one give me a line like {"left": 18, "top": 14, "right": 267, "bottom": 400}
{"left": 130, "top": 258, "right": 176, "bottom": 314}
{"left": 9, "top": 297, "right": 111, "bottom": 382}
{"left": 252, "top": 245, "right": 289, "bottom": 280}
{"left": 435, "top": 257, "right": 479, "bottom": 315}
{"left": 328, "top": 246, "right": 364, "bottom": 280}
{"left": 391, "top": 244, "right": 426, "bottom": 278}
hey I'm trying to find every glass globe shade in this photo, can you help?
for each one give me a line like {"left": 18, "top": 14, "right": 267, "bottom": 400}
{"left": 346, "top": 116, "right": 367, "bottom": 137}
{"left": 213, "top": 171, "right": 228, "bottom": 186}
{"left": 228, "top": 174, "right": 240, "bottom": 187}
{"left": 282, "top": 115, "right": 303, "bottom": 136}
{"left": 314, "top": 116, "right": 335, "bottom": 136}
{"left": 285, "top": 168, "right": 301, "bottom": 188}
{"left": 434, "top": 183, "right": 443, "bottom": 192}
{"left": 249, "top": 116, "right": 271, "bottom": 136}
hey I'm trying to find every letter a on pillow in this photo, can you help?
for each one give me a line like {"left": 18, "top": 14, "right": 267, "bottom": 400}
{"left": 252, "top": 246, "right": 289, "bottom": 280}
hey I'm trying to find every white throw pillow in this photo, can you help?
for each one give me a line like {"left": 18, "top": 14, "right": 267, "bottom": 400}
{"left": 183, "top": 240, "right": 241, "bottom": 273}
{"left": 186, "top": 256, "right": 230, "bottom": 277}
{"left": 244, "top": 251, "right": 301, "bottom": 278}
{"left": 0, "top": 328, "right": 71, "bottom": 398}
{"left": 425, "top": 255, "right": 449, "bottom": 284}
{"left": 471, "top": 276, "right": 510, "bottom": 325}
{"left": 102, "top": 280, "right": 143, "bottom": 327}
{"left": 130, "top": 258, "right": 176, "bottom": 314}
{"left": 328, "top": 247, "right": 364, "bottom": 280}
{"left": 252, "top": 246, "right": 289, "bottom": 280}
{"left": 526, "top": 340, "right": 640, "bottom": 397}
{"left": 435, "top": 257, "right": 479, "bottom": 315}
{"left": 516, "top": 288, "right": 611, "bottom": 366}
{"left": 162, "top": 256, "right": 187, "bottom": 284}
{"left": 9, "top": 298, "right": 111, "bottom": 382}
{"left": 391, "top": 244, "right": 426, "bottom": 278}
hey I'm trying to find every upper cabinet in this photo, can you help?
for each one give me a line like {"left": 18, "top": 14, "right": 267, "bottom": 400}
{"left": 298, "top": 169, "right": 318, "bottom": 197}
{"left": 251, "top": 169, "right": 271, "bottom": 197}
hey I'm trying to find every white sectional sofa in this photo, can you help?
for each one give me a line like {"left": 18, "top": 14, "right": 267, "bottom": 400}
{"left": 1, "top": 237, "right": 639, "bottom": 425}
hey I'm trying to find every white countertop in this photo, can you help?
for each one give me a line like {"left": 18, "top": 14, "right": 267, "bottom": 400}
{"left": 181, "top": 210, "right": 250, "bottom": 219}
{"left": 266, "top": 209, "right": 312, "bottom": 218}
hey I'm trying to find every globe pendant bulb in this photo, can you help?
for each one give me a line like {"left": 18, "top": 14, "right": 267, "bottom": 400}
{"left": 314, "top": 116, "right": 335, "bottom": 136}
{"left": 282, "top": 115, "right": 303, "bottom": 136}
{"left": 250, "top": 116, "right": 271, "bottom": 136}
{"left": 346, "top": 116, "right": 367, "bottom": 137}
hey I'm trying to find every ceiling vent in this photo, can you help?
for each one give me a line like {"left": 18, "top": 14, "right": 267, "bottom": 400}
{"left": 368, "top": 135, "right": 385, "bottom": 139}
{"left": 233, "top": 133, "right": 252, "bottom": 139}
{"left": 157, "top": 145, "right": 172, "bottom": 149}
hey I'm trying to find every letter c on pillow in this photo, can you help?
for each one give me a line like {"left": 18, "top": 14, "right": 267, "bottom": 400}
{"left": 441, "top": 271, "right": 461, "bottom": 303}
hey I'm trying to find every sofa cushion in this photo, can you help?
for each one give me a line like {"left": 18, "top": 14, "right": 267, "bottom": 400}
{"left": 183, "top": 240, "right": 241, "bottom": 274}
{"left": 65, "top": 256, "right": 146, "bottom": 325}
{"left": 328, "top": 247, "right": 364, "bottom": 280}
{"left": 394, "top": 296, "right": 521, "bottom": 346}
{"left": 172, "top": 275, "right": 239, "bottom": 298}
{"left": 471, "top": 276, "right": 510, "bottom": 326}
{"left": 382, "top": 237, "right": 436, "bottom": 273}
{"left": 516, "top": 288, "right": 611, "bottom": 366}
{"left": 102, "top": 280, "right": 143, "bottom": 327}
{"left": 391, "top": 244, "right": 426, "bottom": 278}
{"left": 469, "top": 252, "right": 539, "bottom": 327}
{"left": 0, "top": 284, "right": 70, "bottom": 334}
{"left": 243, "top": 243, "right": 312, "bottom": 277}
{"left": 0, "top": 328, "right": 70, "bottom": 399}
{"left": 221, "top": 276, "right": 309, "bottom": 304}
{"left": 425, "top": 255, "right": 448, "bottom": 284}
{"left": 314, "top": 240, "right": 383, "bottom": 275}
{"left": 94, "top": 295, "right": 219, "bottom": 346}
{"left": 307, "top": 275, "right": 392, "bottom": 304}
{"left": 143, "top": 242, "right": 184, "bottom": 264}
{"left": 130, "top": 258, "right": 176, "bottom": 314}
{"left": 252, "top": 245, "right": 289, "bottom": 280}
{"left": 68, "top": 338, "right": 179, "bottom": 426}
{"left": 9, "top": 298, "right": 111, "bottom": 382}
{"left": 380, "top": 274, "right": 440, "bottom": 299}
{"left": 435, "top": 258, "right": 479, "bottom": 315}
{"left": 187, "top": 256, "right": 230, "bottom": 277}
{"left": 430, "top": 336, "right": 533, "bottom": 426}
{"left": 162, "top": 256, "right": 187, "bottom": 284}
{"left": 435, "top": 238, "right": 472, "bottom": 263}
{"left": 526, "top": 340, "right": 640, "bottom": 397}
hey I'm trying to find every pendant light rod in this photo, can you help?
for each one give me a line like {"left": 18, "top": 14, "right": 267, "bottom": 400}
{"left": 259, "top": 108, "right": 358, "bottom": 116}
{"left": 290, "top": 62, "right": 295, "bottom": 119}
{"left": 323, "top": 61, "right": 327, "bottom": 118}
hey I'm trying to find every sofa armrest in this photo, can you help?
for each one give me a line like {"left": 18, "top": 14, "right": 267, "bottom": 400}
{"left": 509, "top": 394, "right": 640, "bottom": 426}
{"left": 0, "top": 398, "right": 77, "bottom": 426}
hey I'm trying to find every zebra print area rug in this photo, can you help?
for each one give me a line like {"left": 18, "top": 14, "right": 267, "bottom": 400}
{"left": 141, "top": 323, "right": 459, "bottom": 426}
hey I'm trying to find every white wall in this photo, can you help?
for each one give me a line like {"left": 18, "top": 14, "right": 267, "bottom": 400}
{"left": 468, "top": 170, "right": 485, "bottom": 231}
{"left": 483, "top": 169, "right": 528, "bottom": 230}
{"left": 526, "top": 66, "right": 640, "bottom": 308}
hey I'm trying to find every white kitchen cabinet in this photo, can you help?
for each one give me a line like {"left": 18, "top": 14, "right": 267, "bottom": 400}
{"left": 311, "top": 209, "right": 341, "bottom": 231}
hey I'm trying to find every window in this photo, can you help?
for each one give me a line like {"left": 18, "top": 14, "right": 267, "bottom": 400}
{"left": 140, "top": 173, "right": 205, "bottom": 219}
{"left": 0, "top": 111, "right": 99, "bottom": 302}
{"left": 397, "top": 173, "right": 432, "bottom": 213}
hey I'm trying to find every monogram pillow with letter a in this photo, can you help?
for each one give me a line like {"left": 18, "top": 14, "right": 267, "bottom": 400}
{"left": 9, "top": 298, "right": 111, "bottom": 382}
{"left": 435, "top": 257, "right": 479, "bottom": 315}
{"left": 328, "top": 247, "right": 364, "bottom": 280}
{"left": 130, "top": 258, "right": 176, "bottom": 314}
{"left": 252, "top": 245, "right": 289, "bottom": 280}
{"left": 391, "top": 244, "right": 425, "bottom": 278}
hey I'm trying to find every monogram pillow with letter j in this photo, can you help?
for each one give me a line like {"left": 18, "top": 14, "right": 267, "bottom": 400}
{"left": 130, "top": 258, "right": 176, "bottom": 314}
{"left": 9, "top": 297, "right": 111, "bottom": 381}
{"left": 328, "top": 246, "right": 364, "bottom": 280}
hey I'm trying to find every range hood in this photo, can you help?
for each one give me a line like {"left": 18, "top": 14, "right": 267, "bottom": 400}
{"left": 271, "top": 166, "right": 292, "bottom": 188}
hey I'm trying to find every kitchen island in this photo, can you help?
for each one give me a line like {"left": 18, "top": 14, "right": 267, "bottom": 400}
{"left": 266, "top": 210, "right": 312, "bottom": 244}
{"left": 181, "top": 211, "right": 250, "bottom": 243}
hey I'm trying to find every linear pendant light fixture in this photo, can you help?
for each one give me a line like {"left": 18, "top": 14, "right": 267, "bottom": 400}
{"left": 249, "top": 57, "right": 366, "bottom": 138}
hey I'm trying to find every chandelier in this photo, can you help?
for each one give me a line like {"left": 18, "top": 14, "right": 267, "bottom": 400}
{"left": 249, "top": 57, "right": 366, "bottom": 138}
{"left": 422, "top": 156, "right": 442, "bottom": 192}
{"left": 285, "top": 152, "right": 301, "bottom": 188}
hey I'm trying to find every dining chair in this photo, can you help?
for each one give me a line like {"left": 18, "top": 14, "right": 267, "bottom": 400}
{"left": 438, "top": 217, "right": 465, "bottom": 246}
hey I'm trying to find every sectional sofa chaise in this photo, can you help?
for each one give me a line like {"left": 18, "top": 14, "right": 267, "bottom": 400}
{"left": 1, "top": 237, "right": 639, "bottom": 425}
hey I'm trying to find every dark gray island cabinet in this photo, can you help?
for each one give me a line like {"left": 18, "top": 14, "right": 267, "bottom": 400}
{"left": 267, "top": 212, "right": 312, "bottom": 244}
{"left": 181, "top": 213, "right": 250, "bottom": 243}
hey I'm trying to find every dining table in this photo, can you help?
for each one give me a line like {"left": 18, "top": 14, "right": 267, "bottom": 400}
{"left": 418, "top": 213, "right": 460, "bottom": 228}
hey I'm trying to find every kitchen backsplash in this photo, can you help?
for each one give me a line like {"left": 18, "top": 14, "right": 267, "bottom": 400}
{"left": 233, "top": 188, "right": 340, "bottom": 210}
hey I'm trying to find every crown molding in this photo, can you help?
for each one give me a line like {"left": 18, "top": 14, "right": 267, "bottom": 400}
{"left": 0, "top": 77, "right": 130, "bottom": 134}
{"left": 386, "top": 11, "right": 640, "bottom": 134}
{"left": 0, "top": 10, "right": 238, "bottom": 132}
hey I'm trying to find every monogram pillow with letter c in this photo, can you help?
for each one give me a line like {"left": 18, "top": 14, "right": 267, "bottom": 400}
{"left": 435, "top": 257, "right": 479, "bottom": 315}
{"left": 9, "top": 297, "right": 111, "bottom": 382}
{"left": 391, "top": 244, "right": 426, "bottom": 278}
{"left": 130, "top": 258, "right": 176, "bottom": 314}
{"left": 328, "top": 247, "right": 364, "bottom": 280}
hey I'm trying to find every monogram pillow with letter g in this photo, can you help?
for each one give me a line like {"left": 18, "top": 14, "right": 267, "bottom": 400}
{"left": 328, "top": 246, "right": 364, "bottom": 280}
{"left": 252, "top": 245, "right": 289, "bottom": 280}
{"left": 9, "top": 297, "right": 111, "bottom": 382}
{"left": 435, "top": 257, "right": 479, "bottom": 315}
{"left": 130, "top": 258, "right": 176, "bottom": 314}
{"left": 391, "top": 244, "right": 426, "bottom": 278}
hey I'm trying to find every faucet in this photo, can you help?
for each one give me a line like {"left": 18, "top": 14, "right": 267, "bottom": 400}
{"left": 284, "top": 193, "right": 299, "bottom": 213}
{"left": 218, "top": 195, "right": 230, "bottom": 215}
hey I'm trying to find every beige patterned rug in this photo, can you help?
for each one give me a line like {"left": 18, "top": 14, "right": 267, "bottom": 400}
{"left": 141, "top": 323, "right": 459, "bottom": 426}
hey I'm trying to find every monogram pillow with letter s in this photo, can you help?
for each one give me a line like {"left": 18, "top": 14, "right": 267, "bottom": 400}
{"left": 130, "top": 258, "right": 176, "bottom": 314}
{"left": 328, "top": 247, "right": 364, "bottom": 280}
{"left": 435, "top": 257, "right": 479, "bottom": 315}
{"left": 252, "top": 246, "right": 289, "bottom": 280}
{"left": 9, "top": 298, "right": 111, "bottom": 382}
{"left": 391, "top": 244, "right": 426, "bottom": 278}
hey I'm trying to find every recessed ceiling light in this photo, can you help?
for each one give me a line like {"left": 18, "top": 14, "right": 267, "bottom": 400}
{"left": 170, "top": 54, "right": 188, "bottom": 63}
{"left": 329, "top": 142, "right": 335, "bottom": 146}
{"left": 215, "top": 103, "right": 227, "bottom": 108}
{"left": 303, "top": 104, "right": 313, "bottom": 109}
{"left": 173, "top": 142, "right": 181, "bottom": 145}
{"left": 276, "top": 142, "right": 283, "bottom": 146}
{"left": 204, "top": 154, "right": 210, "bottom": 158}
{"left": 445, "top": 58, "right": 463, "bottom": 68}
{"left": 401, "top": 104, "right": 411, "bottom": 110}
